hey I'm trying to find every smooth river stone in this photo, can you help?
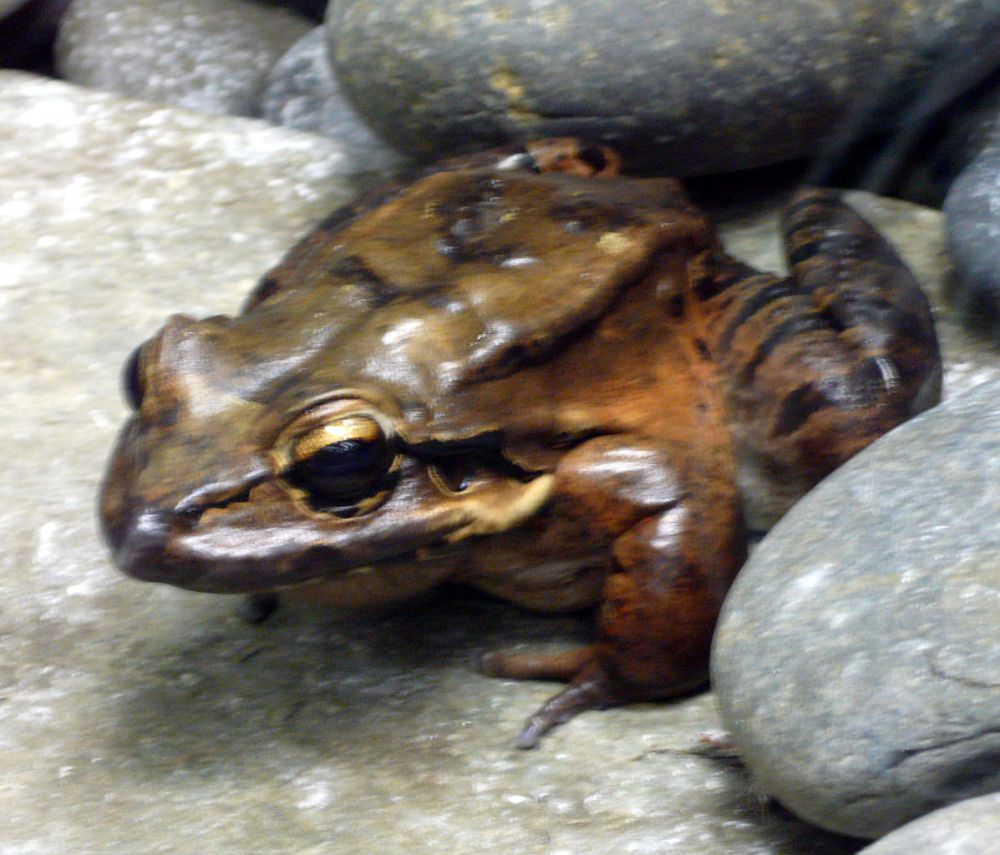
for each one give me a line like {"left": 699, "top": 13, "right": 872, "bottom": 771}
{"left": 712, "top": 379, "right": 1000, "bottom": 839}
{"left": 56, "top": 0, "right": 310, "bottom": 116}
{"left": 258, "top": 26, "right": 408, "bottom": 174}
{"left": 944, "top": 126, "right": 1000, "bottom": 336}
{"left": 856, "top": 793, "right": 1000, "bottom": 854}
{"left": 327, "top": 0, "right": 1000, "bottom": 174}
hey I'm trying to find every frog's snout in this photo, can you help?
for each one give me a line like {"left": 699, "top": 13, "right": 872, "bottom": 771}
{"left": 105, "top": 504, "right": 203, "bottom": 587}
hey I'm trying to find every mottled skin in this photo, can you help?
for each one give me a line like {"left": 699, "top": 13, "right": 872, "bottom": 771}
{"left": 100, "top": 140, "right": 941, "bottom": 746}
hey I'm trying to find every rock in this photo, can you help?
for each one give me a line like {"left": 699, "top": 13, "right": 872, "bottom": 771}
{"left": 327, "top": 0, "right": 1000, "bottom": 174}
{"left": 258, "top": 26, "right": 408, "bottom": 174}
{"left": 944, "top": 126, "right": 1000, "bottom": 335}
{"left": 712, "top": 379, "right": 1000, "bottom": 839}
{"left": 56, "top": 0, "right": 310, "bottom": 116}
{"left": 856, "top": 793, "right": 1000, "bottom": 854}
{"left": 0, "top": 70, "right": 883, "bottom": 855}
{"left": 895, "top": 84, "right": 1000, "bottom": 207}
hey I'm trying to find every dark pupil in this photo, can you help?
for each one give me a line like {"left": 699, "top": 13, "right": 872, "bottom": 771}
{"left": 290, "top": 439, "right": 385, "bottom": 506}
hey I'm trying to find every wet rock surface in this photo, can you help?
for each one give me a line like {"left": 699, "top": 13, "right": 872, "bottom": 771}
{"left": 712, "top": 380, "right": 1000, "bottom": 839}
{"left": 4, "top": 71, "right": 999, "bottom": 852}
{"left": 856, "top": 793, "right": 1000, "bottom": 854}
{"left": 327, "top": 0, "right": 999, "bottom": 174}
{"left": 55, "top": 0, "right": 310, "bottom": 116}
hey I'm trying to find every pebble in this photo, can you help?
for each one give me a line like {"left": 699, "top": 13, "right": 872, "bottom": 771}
{"left": 712, "top": 379, "right": 1000, "bottom": 839}
{"left": 857, "top": 792, "right": 1000, "bottom": 854}
{"left": 944, "top": 125, "right": 1000, "bottom": 335}
{"left": 326, "top": 0, "right": 1000, "bottom": 174}
{"left": 258, "top": 26, "right": 408, "bottom": 174}
{"left": 56, "top": 0, "right": 310, "bottom": 116}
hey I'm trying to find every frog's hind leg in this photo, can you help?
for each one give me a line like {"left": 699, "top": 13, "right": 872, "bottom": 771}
{"left": 780, "top": 187, "right": 941, "bottom": 417}
{"left": 689, "top": 188, "right": 941, "bottom": 501}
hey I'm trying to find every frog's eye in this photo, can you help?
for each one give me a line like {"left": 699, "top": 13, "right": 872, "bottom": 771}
{"left": 286, "top": 415, "right": 393, "bottom": 513}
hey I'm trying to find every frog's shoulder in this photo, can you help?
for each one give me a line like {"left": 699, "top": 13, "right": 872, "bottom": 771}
{"left": 244, "top": 165, "right": 714, "bottom": 393}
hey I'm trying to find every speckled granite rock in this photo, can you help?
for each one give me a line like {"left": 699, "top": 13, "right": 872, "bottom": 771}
{"left": 944, "top": 125, "right": 1000, "bottom": 334}
{"left": 712, "top": 379, "right": 1000, "bottom": 839}
{"left": 0, "top": 71, "right": 879, "bottom": 855}
{"left": 857, "top": 793, "right": 1000, "bottom": 854}
{"left": 56, "top": 0, "right": 310, "bottom": 116}
{"left": 327, "top": 0, "right": 999, "bottom": 174}
{"left": 258, "top": 26, "right": 407, "bottom": 174}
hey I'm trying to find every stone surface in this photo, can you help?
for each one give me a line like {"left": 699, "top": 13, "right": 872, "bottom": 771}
{"left": 56, "top": 0, "right": 310, "bottom": 116}
{"left": 895, "top": 82, "right": 1000, "bottom": 207}
{"left": 856, "top": 793, "right": 1000, "bottom": 854}
{"left": 258, "top": 26, "right": 408, "bottom": 174}
{"left": 712, "top": 379, "right": 1000, "bottom": 839}
{"left": 327, "top": 0, "right": 999, "bottom": 174}
{"left": 0, "top": 70, "right": 878, "bottom": 855}
{"left": 944, "top": 126, "right": 1000, "bottom": 335}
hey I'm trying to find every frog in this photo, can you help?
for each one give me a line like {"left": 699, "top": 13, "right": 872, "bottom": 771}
{"left": 100, "top": 138, "right": 942, "bottom": 747}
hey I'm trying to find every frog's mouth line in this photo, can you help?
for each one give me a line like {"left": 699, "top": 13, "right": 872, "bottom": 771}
{"left": 113, "top": 467, "right": 557, "bottom": 595}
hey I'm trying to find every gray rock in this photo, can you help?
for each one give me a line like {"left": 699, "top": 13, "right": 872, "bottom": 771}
{"left": 258, "top": 26, "right": 408, "bottom": 174}
{"left": 327, "top": 0, "right": 999, "bottom": 175}
{"left": 944, "top": 126, "right": 1000, "bottom": 334}
{"left": 712, "top": 379, "right": 1000, "bottom": 839}
{"left": 56, "top": 0, "right": 310, "bottom": 116}
{"left": 894, "top": 84, "right": 1000, "bottom": 207}
{"left": 0, "top": 70, "right": 883, "bottom": 855}
{"left": 857, "top": 793, "right": 1000, "bottom": 854}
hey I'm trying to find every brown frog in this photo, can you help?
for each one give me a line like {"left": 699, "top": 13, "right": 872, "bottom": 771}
{"left": 100, "top": 139, "right": 941, "bottom": 747}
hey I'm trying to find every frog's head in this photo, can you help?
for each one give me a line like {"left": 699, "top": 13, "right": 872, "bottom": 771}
{"left": 100, "top": 166, "right": 707, "bottom": 594}
{"left": 99, "top": 307, "right": 556, "bottom": 594}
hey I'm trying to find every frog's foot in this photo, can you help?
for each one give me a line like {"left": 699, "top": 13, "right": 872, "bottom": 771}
{"left": 482, "top": 646, "right": 667, "bottom": 749}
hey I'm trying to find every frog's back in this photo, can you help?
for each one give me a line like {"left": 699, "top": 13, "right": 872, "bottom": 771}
{"left": 234, "top": 168, "right": 716, "bottom": 437}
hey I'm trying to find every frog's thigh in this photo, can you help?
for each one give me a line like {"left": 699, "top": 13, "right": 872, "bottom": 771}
{"left": 487, "top": 434, "right": 746, "bottom": 746}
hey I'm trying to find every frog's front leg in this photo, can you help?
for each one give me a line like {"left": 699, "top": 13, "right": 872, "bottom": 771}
{"left": 483, "top": 435, "right": 746, "bottom": 748}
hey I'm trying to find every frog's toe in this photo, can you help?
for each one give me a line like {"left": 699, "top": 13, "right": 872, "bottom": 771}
{"left": 481, "top": 646, "right": 658, "bottom": 748}
{"left": 514, "top": 673, "right": 614, "bottom": 749}
{"left": 480, "top": 645, "right": 595, "bottom": 682}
